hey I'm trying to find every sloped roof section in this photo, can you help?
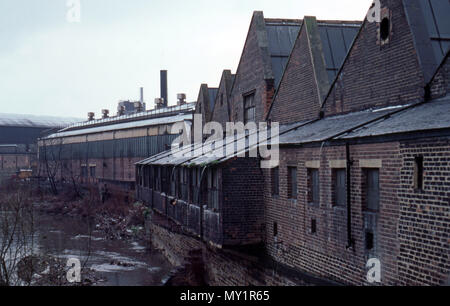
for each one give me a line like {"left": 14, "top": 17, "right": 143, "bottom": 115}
{"left": 208, "top": 88, "right": 219, "bottom": 115}
{"left": 0, "top": 113, "right": 82, "bottom": 129}
{"left": 404, "top": 0, "right": 450, "bottom": 83}
{"left": 318, "top": 22, "right": 361, "bottom": 82}
{"left": 339, "top": 94, "right": 450, "bottom": 139}
{"left": 265, "top": 19, "right": 301, "bottom": 88}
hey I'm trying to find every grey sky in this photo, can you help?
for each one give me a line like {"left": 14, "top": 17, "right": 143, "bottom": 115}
{"left": 0, "top": 0, "right": 372, "bottom": 118}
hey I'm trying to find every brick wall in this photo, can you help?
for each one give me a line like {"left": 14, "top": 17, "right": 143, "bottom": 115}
{"left": 230, "top": 12, "right": 272, "bottom": 124}
{"left": 268, "top": 23, "right": 322, "bottom": 124}
{"left": 323, "top": 0, "right": 425, "bottom": 116}
{"left": 263, "top": 142, "right": 404, "bottom": 285}
{"left": 149, "top": 214, "right": 331, "bottom": 286}
{"left": 211, "top": 70, "right": 234, "bottom": 132}
{"left": 222, "top": 157, "right": 265, "bottom": 246}
{"left": 397, "top": 137, "right": 450, "bottom": 285}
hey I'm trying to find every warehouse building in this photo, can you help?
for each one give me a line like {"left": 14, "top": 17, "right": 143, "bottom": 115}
{"left": 136, "top": 0, "right": 450, "bottom": 286}
{"left": 0, "top": 113, "right": 80, "bottom": 183}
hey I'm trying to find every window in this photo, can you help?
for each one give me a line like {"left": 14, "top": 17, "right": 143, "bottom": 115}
{"left": 364, "top": 169, "right": 380, "bottom": 211}
{"left": 308, "top": 169, "right": 320, "bottom": 205}
{"left": 208, "top": 169, "right": 220, "bottom": 211}
{"left": 333, "top": 169, "right": 346, "bottom": 207}
{"left": 287, "top": 167, "right": 297, "bottom": 200}
{"left": 271, "top": 167, "right": 279, "bottom": 196}
{"left": 365, "top": 231, "right": 374, "bottom": 250}
{"left": 244, "top": 93, "right": 256, "bottom": 124}
{"left": 220, "top": 93, "right": 224, "bottom": 106}
{"left": 414, "top": 156, "right": 424, "bottom": 191}
{"left": 273, "top": 222, "right": 278, "bottom": 237}
{"left": 190, "top": 168, "right": 200, "bottom": 204}
{"left": 311, "top": 219, "right": 317, "bottom": 234}
{"left": 89, "top": 166, "right": 96, "bottom": 178}
{"left": 81, "top": 166, "right": 87, "bottom": 178}
{"left": 380, "top": 17, "right": 390, "bottom": 41}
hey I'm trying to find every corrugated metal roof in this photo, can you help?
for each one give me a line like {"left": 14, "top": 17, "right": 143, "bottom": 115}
{"left": 318, "top": 23, "right": 360, "bottom": 82}
{"left": 0, "top": 113, "right": 82, "bottom": 128}
{"left": 62, "top": 102, "right": 196, "bottom": 132}
{"left": 44, "top": 113, "right": 192, "bottom": 139}
{"left": 136, "top": 121, "right": 305, "bottom": 167}
{"left": 266, "top": 22, "right": 301, "bottom": 88}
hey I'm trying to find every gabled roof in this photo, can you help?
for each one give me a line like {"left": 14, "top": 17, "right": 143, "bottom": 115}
{"left": 317, "top": 21, "right": 361, "bottom": 83}
{"left": 208, "top": 88, "right": 219, "bottom": 115}
{"left": 403, "top": 0, "right": 450, "bottom": 83}
{"left": 265, "top": 19, "right": 301, "bottom": 88}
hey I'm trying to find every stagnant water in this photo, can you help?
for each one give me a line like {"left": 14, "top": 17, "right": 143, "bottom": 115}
{"left": 32, "top": 213, "right": 173, "bottom": 286}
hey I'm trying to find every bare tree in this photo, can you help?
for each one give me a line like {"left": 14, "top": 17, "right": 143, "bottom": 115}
{"left": 0, "top": 185, "right": 35, "bottom": 286}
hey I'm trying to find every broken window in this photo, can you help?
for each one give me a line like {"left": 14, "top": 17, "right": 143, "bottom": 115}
{"left": 308, "top": 169, "right": 320, "bottom": 205}
{"left": 333, "top": 169, "right": 346, "bottom": 207}
{"left": 287, "top": 167, "right": 297, "bottom": 200}
{"left": 244, "top": 93, "right": 256, "bottom": 124}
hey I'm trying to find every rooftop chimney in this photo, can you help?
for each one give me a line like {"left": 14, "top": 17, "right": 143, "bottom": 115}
{"left": 160, "top": 70, "right": 168, "bottom": 107}
{"left": 177, "top": 93, "right": 187, "bottom": 106}
{"left": 140, "top": 87, "right": 144, "bottom": 104}
{"left": 88, "top": 112, "right": 95, "bottom": 121}
{"left": 101, "top": 109, "right": 110, "bottom": 119}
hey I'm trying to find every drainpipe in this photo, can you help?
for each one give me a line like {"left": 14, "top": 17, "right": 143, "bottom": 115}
{"left": 346, "top": 143, "right": 355, "bottom": 250}
{"left": 198, "top": 166, "right": 208, "bottom": 241}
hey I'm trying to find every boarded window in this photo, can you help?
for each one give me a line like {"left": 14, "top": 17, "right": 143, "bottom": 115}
{"left": 364, "top": 169, "right": 380, "bottom": 211}
{"left": 287, "top": 167, "right": 297, "bottom": 200}
{"left": 308, "top": 169, "right": 320, "bottom": 205}
{"left": 333, "top": 169, "right": 346, "bottom": 207}
{"left": 271, "top": 167, "right": 279, "bottom": 196}
{"left": 244, "top": 93, "right": 256, "bottom": 124}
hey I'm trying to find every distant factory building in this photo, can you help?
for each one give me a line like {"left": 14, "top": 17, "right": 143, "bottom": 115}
{"left": 0, "top": 113, "right": 80, "bottom": 183}
{"left": 38, "top": 71, "right": 196, "bottom": 194}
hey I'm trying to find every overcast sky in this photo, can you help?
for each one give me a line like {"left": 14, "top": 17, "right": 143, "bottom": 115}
{"left": 0, "top": 0, "right": 372, "bottom": 119}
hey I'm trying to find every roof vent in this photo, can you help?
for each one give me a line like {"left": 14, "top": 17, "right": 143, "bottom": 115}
{"left": 117, "top": 105, "right": 125, "bottom": 116}
{"left": 101, "top": 109, "right": 110, "bottom": 119}
{"left": 88, "top": 112, "right": 95, "bottom": 121}
{"left": 155, "top": 98, "right": 165, "bottom": 109}
{"left": 177, "top": 93, "right": 187, "bottom": 106}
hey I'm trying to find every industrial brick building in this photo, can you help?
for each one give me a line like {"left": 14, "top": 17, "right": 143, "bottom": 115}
{"left": 136, "top": 0, "right": 450, "bottom": 286}
{"left": 38, "top": 72, "right": 196, "bottom": 194}
{"left": 0, "top": 113, "right": 80, "bottom": 183}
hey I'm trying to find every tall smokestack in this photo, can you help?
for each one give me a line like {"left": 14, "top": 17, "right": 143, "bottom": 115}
{"left": 160, "top": 70, "right": 168, "bottom": 107}
{"left": 140, "top": 87, "right": 144, "bottom": 104}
